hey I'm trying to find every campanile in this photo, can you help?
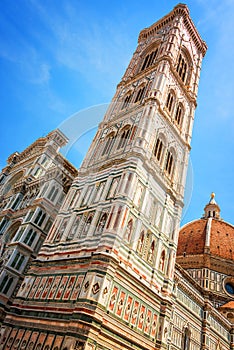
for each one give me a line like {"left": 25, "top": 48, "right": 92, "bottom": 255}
{"left": 1, "top": 4, "right": 207, "bottom": 350}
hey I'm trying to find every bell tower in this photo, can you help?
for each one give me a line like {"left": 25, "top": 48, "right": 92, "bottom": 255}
{"left": 1, "top": 4, "right": 207, "bottom": 350}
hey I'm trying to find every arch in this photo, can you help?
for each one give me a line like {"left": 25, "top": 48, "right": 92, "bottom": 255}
{"left": 166, "top": 90, "right": 176, "bottom": 113}
{"left": 117, "top": 125, "right": 132, "bottom": 149}
{"left": 153, "top": 134, "right": 166, "bottom": 162}
{"left": 176, "top": 47, "right": 192, "bottom": 84}
{"left": 47, "top": 185, "right": 60, "bottom": 203}
{"left": 34, "top": 209, "right": 46, "bottom": 226}
{"left": 2, "top": 170, "right": 24, "bottom": 195}
{"left": 134, "top": 85, "right": 146, "bottom": 103}
{"left": 101, "top": 132, "right": 116, "bottom": 156}
{"left": 121, "top": 92, "right": 133, "bottom": 109}
{"left": 174, "top": 102, "right": 184, "bottom": 126}
{"left": 140, "top": 43, "right": 160, "bottom": 72}
{"left": 165, "top": 147, "right": 176, "bottom": 176}
{"left": 5, "top": 221, "right": 21, "bottom": 243}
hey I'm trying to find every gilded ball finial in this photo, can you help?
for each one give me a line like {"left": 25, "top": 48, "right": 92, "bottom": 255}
{"left": 211, "top": 192, "right": 215, "bottom": 199}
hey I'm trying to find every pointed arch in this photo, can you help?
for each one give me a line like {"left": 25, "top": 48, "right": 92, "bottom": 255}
{"left": 102, "top": 132, "right": 116, "bottom": 156}
{"left": 176, "top": 47, "right": 192, "bottom": 85}
{"left": 134, "top": 85, "right": 146, "bottom": 103}
{"left": 166, "top": 90, "right": 176, "bottom": 113}
{"left": 140, "top": 43, "right": 160, "bottom": 72}
{"left": 174, "top": 102, "right": 184, "bottom": 126}
{"left": 117, "top": 125, "right": 132, "bottom": 150}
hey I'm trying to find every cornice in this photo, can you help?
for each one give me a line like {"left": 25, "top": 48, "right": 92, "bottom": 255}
{"left": 138, "top": 4, "right": 207, "bottom": 57}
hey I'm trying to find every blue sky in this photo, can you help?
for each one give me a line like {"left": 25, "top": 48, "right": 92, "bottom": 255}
{"left": 0, "top": 0, "right": 234, "bottom": 226}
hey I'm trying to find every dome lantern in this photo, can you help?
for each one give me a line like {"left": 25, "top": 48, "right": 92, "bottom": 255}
{"left": 203, "top": 192, "right": 220, "bottom": 219}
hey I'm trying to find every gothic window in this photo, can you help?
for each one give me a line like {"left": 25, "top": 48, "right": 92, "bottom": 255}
{"left": 0, "top": 217, "right": 9, "bottom": 233}
{"left": 24, "top": 209, "right": 35, "bottom": 222}
{"left": 117, "top": 126, "right": 131, "bottom": 150}
{"left": 102, "top": 132, "right": 116, "bottom": 156}
{"left": 141, "top": 48, "right": 158, "bottom": 71}
{"left": 34, "top": 167, "right": 43, "bottom": 178}
{"left": 175, "top": 103, "right": 184, "bottom": 126}
{"left": 2, "top": 171, "right": 23, "bottom": 195}
{"left": 165, "top": 150, "right": 174, "bottom": 175}
{"left": 134, "top": 86, "right": 146, "bottom": 103}
{"left": 34, "top": 209, "right": 46, "bottom": 227}
{"left": 154, "top": 137, "right": 164, "bottom": 161}
{"left": 0, "top": 274, "right": 13, "bottom": 295}
{"left": 166, "top": 91, "right": 175, "bottom": 112}
{"left": 122, "top": 93, "right": 133, "bottom": 109}
{"left": 44, "top": 218, "right": 53, "bottom": 233}
{"left": 47, "top": 185, "right": 59, "bottom": 203}
{"left": 23, "top": 229, "right": 37, "bottom": 247}
{"left": 11, "top": 252, "right": 25, "bottom": 270}
{"left": 177, "top": 53, "right": 189, "bottom": 83}
{"left": 51, "top": 188, "right": 59, "bottom": 202}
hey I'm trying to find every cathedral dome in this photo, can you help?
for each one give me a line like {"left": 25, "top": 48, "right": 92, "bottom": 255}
{"left": 176, "top": 194, "right": 234, "bottom": 303}
{"left": 177, "top": 194, "right": 234, "bottom": 274}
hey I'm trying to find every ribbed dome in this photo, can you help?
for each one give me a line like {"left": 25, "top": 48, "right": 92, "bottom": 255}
{"left": 177, "top": 218, "right": 234, "bottom": 260}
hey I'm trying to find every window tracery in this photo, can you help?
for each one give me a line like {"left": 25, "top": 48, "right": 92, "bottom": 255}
{"left": 141, "top": 48, "right": 158, "bottom": 71}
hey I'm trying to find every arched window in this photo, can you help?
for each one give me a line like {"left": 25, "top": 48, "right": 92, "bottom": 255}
{"left": 122, "top": 94, "right": 132, "bottom": 109}
{"left": 48, "top": 185, "right": 56, "bottom": 200}
{"left": 134, "top": 86, "right": 146, "bottom": 103}
{"left": 0, "top": 274, "right": 14, "bottom": 295}
{"left": 102, "top": 133, "right": 116, "bottom": 156}
{"left": 23, "top": 229, "right": 37, "bottom": 247}
{"left": 117, "top": 127, "right": 131, "bottom": 149}
{"left": 2, "top": 171, "right": 23, "bottom": 195}
{"left": 177, "top": 53, "right": 190, "bottom": 83}
{"left": 175, "top": 103, "right": 184, "bottom": 126}
{"left": 34, "top": 210, "right": 46, "bottom": 227}
{"left": 165, "top": 151, "right": 174, "bottom": 175}
{"left": 154, "top": 137, "right": 164, "bottom": 161}
{"left": 51, "top": 188, "right": 59, "bottom": 202}
{"left": 141, "top": 48, "right": 158, "bottom": 71}
{"left": 166, "top": 91, "right": 175, "bottom": 112}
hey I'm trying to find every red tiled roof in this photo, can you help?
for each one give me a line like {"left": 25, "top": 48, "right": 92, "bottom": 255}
{"left": 219, "top": 301, "right": 234, "bottom": 309}
{"left": 177, "top": 219, "right": 207, "bottom": 256}
{"left": 177, "top": 218, "right": 234, "bottom": 261}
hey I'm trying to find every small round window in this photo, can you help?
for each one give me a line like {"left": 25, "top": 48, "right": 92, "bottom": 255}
{"left": 225, "top": 282, "right": 234, "bottom": 295}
